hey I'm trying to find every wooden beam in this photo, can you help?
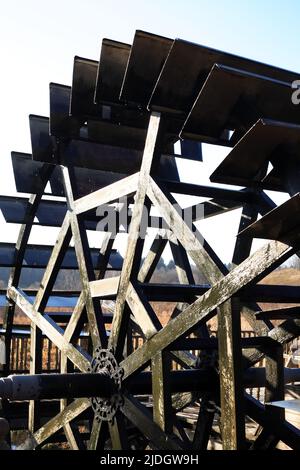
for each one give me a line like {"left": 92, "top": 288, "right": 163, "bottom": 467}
{"left": 109, "top": 112, "right": 161, "bottom": 358}
{"left": 126, "top": 282, "right": 160, "bottom": 338}
{"left": 218, "top": 299, "right": 245, "bottom": 449}
{"left": 8, "top": 287, "right": 91, "bottom": 372}
{"left": 245, "top": 393, "right": 300, "bottom": 450}
{"left": 63, "top": 292, "right": 86, "bottom": 343}
{"left": 34, "top": 398, "right": 91, "bottom": 447}
{"left": 187, "top": 198, "right": 242, "bottom": 221}
{"left": 108, "top": 412, "right": 129, "bottom": 450}
{"left": 62, "top": 166, "right": 107, "bottom": 351}
{"left": 127, "top": 283, "right": 196, "bottom": 369}
{"left": 138, "top": 230, "right": 168, "bottom": 283}
{"left": 88, "top": 419, "right": 105, "bottom": 450}
{"left": 89, "top": 276, "right": 119, "bottom": 298}
{"left": 97, "top": 232, "right": 115, "bottom": 280}
{"left": 232, "top": 203, "right": 258, "bottom": 265}
{"left": 192, "top": 397, "right": 215, "bottom": 450}
{"left": 122, "top": 394, "right": 182, "bottom": 450}
{"left": 74, "top": 172, "right": 139, "bottom": 215}
{"left": 152, "top": 351, "right": 173, "bottom": 433}
{"left": 121, "top": 239, "right": 293, "bottom": 379}
{"left": 4, "top": 164, "right": 54, "bottom": 373}
{"left": 33, "top": 213, "right": 71, "bottom": 311}
{"left": 29, "top": 213, "right": 72, "bottom": 431}
{"left": 244, "top": 318, "right": 300, "bottom": 367}
{"left": 169, "top": 233, "right": 194, "bottom": 285}
{"left": 251, "top": 340, "right": 284, "bottom": 449}
{"left": 147, "top": 177, "right": 226, "bottom": 282}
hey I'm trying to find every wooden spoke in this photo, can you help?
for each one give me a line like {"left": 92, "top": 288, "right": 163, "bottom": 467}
{"left": 33, "top": 398, "right": 91, "bottom": 448}
{"left": 29, "top": 213, "right": 72, "bottom": 431}
{"left": 126, "top": 283, "right": 160, "bottom": 338}
{"left": 108, "top": 412, "right": 129, "bottom": 450}
{"left": 192, "top": 397, "right": 215, "bottom": 450}
{"left": 152, "top": 351, "right": 173, "bottom": 433}
{"left": 88, "top": 417, "right": 107, "bottom": 450}
{"left": 138, "top": 229, "right": 169, "bottom": 282}
{"left": 3, "top": 164, "right": 54, "bottom": 373}
{"left": 63, "top": 292, "right": 86, "bottom": 343}
{"left": 121, "top": 239, "right": 294, "bottom": 379}
{"left": 62, "top": 166, "right": 107, "bottom": 351}
{"left": 74, "top": 172, "right": 139, "bottom": 215}
{"left": 122, "top": 394, "right": 183, "bottom": 450}
{"left": 109, "top": 112, "right": 161, "bottom": 357}
{"left": 8, "top": 287, "right": 91, "bottom": 371}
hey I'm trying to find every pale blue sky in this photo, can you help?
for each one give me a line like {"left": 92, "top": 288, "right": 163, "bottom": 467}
{"left": 0, "top": 0, "right": 299, "bottom": 261}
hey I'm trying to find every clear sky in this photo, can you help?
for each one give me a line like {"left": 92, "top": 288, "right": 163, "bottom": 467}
{"left": 0, "top": 0, "right": 299, "bottom": 262}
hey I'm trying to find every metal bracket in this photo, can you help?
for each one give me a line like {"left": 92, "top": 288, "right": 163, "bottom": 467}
{"left": 88, "top": 348, "right": 124, "bottom": 423}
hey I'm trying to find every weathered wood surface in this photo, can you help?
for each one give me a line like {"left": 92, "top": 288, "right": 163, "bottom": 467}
{"left": 34, "top": 398, "right": 91, "bottom": 447}
{"left": 62, "top": 166, "right": 107, "bottom": 351}
{"left": 122, "top": 394, "right": 183, "bottom": 450}
{"left": 109, "top": 112, "right": 162, "bottom": 357}
{"left": 152, "top": 351, "right": 172, "bottom": 433}
{"left": 3, "top": 165, "right": 54, "bottom": 374}
{"left": 6, "top": 41, "right": 300, "bottom": 452}
{"left": 121, "top": 240, "right": 293, "bottom": 379}
{"left": 74, "top": 172, "right": 139, "bottom": 215}
{"left": 8, "top": 287, "right": 91, "bottom": 371}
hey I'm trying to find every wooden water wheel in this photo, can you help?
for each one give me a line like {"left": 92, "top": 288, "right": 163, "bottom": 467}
{"left": 1, "top": 31, "right": 300, "bottom": 450}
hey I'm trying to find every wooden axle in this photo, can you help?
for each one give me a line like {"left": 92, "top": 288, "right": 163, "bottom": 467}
{"left": 0, "top": 372, "right": 115, "bottom": 401}
{"left": 1, "top": 367, "right": 300, "bottom": 401}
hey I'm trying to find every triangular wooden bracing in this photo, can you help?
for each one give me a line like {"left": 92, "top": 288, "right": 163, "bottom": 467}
{"left": 6, "top": 108, "right": 300, "bottom": 450}
{"left": 5, "top": 41, "right": 300, "bottom": 452}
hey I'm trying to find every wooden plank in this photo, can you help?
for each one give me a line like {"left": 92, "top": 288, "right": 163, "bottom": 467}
{"left": 256, "top": 306, "right": 300, "bottom": 320}
{"left": 232, "top": 203, "right": 259, "bottom": 265}
{"left": 244, "top": 318, "right": 300, "bottom": 367}
{"left": 218, "top": 298, "right": 245, "bottom": 449}
{"left": 121, "top": 239, "right": 294, "bottom": 379}
{"left": 192, "top": 397, "right": 215, "bottom": 450}
{"left": 252, "top": 341, "right": 284, "bottom": 449}
{"left": 147, "top": 177, "right": 226, "bottom": 282}
{"left": 245, "top": 393, "right": 300, "bottom": 450}
{"left": 97, "top": 232, "right": 115, "bottom": 280}
{"left": 122, "top": 394, "right": 182, "bottom": 450}
{"left": 33, "top": 213, "right": 71, "bottom": 310}
{"left": 63, "top": 292, "right": 86, "bottom": 343}
{"left": 109, "top": 112, "right": 161, "bottom": 357}
{"left": 108, "top": 412, "right": 129, "bottom": 450}
{"left": 34, "top": 398, "right": 91, "bottom": 447}
{"left": 138, "top": 230, "right": 168, "bottom": 282}
{"left": 4, "top": 165, "right": 54, "bottom": 373}
{"left": 89, "top": 276, "right": 119, "bottom": 298}
{"left": 126, "top": 282, "right": 160, "bottom": 338}
{"left": 187, "top": 198, "right": 243, "bottom": 222}
{"left": 8, "top": 287, "right": 91, "bottom": 372}
{"left": 152, "top": 351, "right": 173, "bottom": 433}
{"left": 88, "top": 418, "right": 106, "bottom": 450}
{"left": 172, "top": 392, "right": 201, "bottom": 413}
{"left": 74, "top": 172, "right": 139, "bottom": 215}
{"left": 62, "top": 166, "right": 107, "bottom": 351}
{"left": 29, "top": 213, "right": 72, "bottom": 432}
{"left": 165, "top": 180, "right": 255, "bottom": 202}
